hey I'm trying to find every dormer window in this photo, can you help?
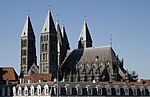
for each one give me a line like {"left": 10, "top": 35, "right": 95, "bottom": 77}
{"left": 96, "top": 85, "right": 102, "bottom": 95}
{"left": 124, "top": 88, "right": 129, "bottom": 95}
{"left": 45, "top": 28, "right": 47, "bottom": 31}
{"left": 116, "top": 88, "right": 120, "bottom": 95}
{"left": 86, "top": 85, "right": 92, "bottom": 95}
{"left": 37, "top": 85, "right": 41, "bottom": 95}
{"left": 114, "top": 85, "right": 120, "bottom": 95}
{"left": 141, "top": 88, "right": 145, "bottom": 96}
{"left": 44, "top": 84, "right": 49, "bottom": 95}
{"left": 65, "top": 84, "right": 72, "bottom": 95}
{"left": 107, "top": 88, "right": 111, "bottom": 95}
{"left": 24, "top": 86, "right": 28, "bottom": 96}
{"left": 54, "top": 84, "right": 60, "bottom": 95}
{"left": 30, "top": 85, "right": 34, "bottom": 96}
{"left": 18, "top": 86, "right": 22, "bottom": 96}
{"left": 24, "top": 32, "right": 26, "bottom": 35}
{"left": 123, "top": 85, "right": 129, "bottom": 95}
{"left": 75, "top": 84, "right": 82, "bottom": 95}
{"left": 105, "top": 85, "right": 111, "bottom": 96}
{"left": 132, "top": 87, "right": 137, "bottom": 96}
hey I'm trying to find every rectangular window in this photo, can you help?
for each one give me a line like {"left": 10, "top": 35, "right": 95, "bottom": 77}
{"left": 97, "top": 88, "right": 102, "bottom": 95}
{"left": 22, "top": 58, "right": 26, "bottom": 64}
{"left": 124, "top": 88, "right": 129, "bottom": 95}
{"left": 76, "top": 88, "right": 82, "bottom": 95}
{"left": 141, "top": 89, "right": 145, "bottom": 96}
{"left": 107, "top": 88, "right": 111, "bottom": 95}
{"left": 87, "top": 88, "right": 92, "bottom": 95}
{"left": 116, "top": 88, "right": 120, "bottom": 95}
{"left": 66, "top": 87, "right": 72, "bottom": 95}
{"left": 22, "top": 49, "right": 26, "bottom": 56}
{"left": 54, "top": 87, "right": 60, "bottom": 95}
{"left": 133, "top": 89, "right": 137, "bottom": 95}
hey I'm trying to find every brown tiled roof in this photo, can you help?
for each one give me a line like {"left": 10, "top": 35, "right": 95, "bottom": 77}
{"left": 111, "top": 81, "right": 126, "bottom": 84}
{"left": 24, "top": 73, "right": 52, "bottom": 83}
{"left": 2, "top": 67, "right": 18, "bottom": 81}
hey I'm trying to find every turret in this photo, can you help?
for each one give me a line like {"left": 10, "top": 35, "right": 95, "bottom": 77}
{"left": 78, "top": 20, "right": 93, "bottom": 49}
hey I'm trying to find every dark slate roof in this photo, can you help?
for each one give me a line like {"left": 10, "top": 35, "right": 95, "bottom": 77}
{"left": 78, "top": 21, "right": 92, "bottom": 43}
{"left": 61, "top": 45, "right": 118, "bottom": 73}
{"left": 62, "top": 24, "right": 70, "bottom": 48}
{"left": 21, "top": 15, "right": 35, "bottom": 38}
{"left": 41, "top": 10, "right": 56, "bottom": 34}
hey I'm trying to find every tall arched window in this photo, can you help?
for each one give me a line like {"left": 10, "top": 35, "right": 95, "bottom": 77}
{"left": 2, "top": 87, "right": 5, "bottom": 96}
{"left": 44, "top": 84, "right": 49, "bottom": 95}
{"left": 7, "top": 87, "right": 10, "bottom": 96}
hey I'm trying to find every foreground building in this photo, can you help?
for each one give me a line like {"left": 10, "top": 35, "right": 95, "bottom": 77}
{"left": 11, "top": 81, "right": 150, "bottom": 97}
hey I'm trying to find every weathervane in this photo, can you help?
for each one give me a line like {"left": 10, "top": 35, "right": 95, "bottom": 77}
{"left": 27, "top": 9, "right": 30, "bottom": 16}
{"left": 48, "top": 5, "right": 51, "bottom": 11}
{"left": 56, "top": 14, "right": 59, "bottom": 21}
{"left": 84, "top": 16, "right": 87, "bottom": 22}
{"left": 110, "top": 34, "right": 112, "bottom": 46}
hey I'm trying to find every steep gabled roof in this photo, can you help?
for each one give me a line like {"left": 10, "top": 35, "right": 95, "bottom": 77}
{"left": 78, "top": 21, "right": 92, "bottom": 43}
{"left": 21, "top": 15, "right": 35, "bottom": 38}
{"left": 2, "top": 67, "right": 18, "bottom": 81}
{"left": 41, "top": 10, "right": 56, "bottom": 34}
{"left": 61, "top": 46, "right": 118, "bottom": 73}
{"left": 27, "top": 63, "right": 39, "bottom": 75}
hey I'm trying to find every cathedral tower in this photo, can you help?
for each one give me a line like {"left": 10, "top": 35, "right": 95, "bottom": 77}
{"left": 20, "top": 15, "right": 37, "bottom": 76}
{"left": 78, "top": 20, "right": 93, "bottom": 49}
{"left": 40, "top": 10, "right": 58, "bottom": 78}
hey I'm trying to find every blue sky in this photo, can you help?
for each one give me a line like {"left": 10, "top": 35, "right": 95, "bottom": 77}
{"left": 0, "top": 0, "right": 150, "bottom": 79}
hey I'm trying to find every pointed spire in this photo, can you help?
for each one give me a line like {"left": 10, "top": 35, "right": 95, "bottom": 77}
{"left": 61, "top": 24, "right": 70, "bottom": 49}
{"left": 41, "top": 10, "right": 56, "bottom": 34}
{"left": 21, "top": 15, "right": 35, "bottom": 37}
{"left": 56, "top": 20, "right": 62, "bottom": 45}
{"left": 78, "top": 20, "right": 93, "bottom": 49}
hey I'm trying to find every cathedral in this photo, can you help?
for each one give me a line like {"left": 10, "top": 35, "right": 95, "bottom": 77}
{"left": 20, "top": 10, "right": 138, "bottom": 83}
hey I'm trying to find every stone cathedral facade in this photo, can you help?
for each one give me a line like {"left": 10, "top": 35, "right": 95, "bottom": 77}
{"left": 20, "top": 10, "right": 138, "bottom": 82}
